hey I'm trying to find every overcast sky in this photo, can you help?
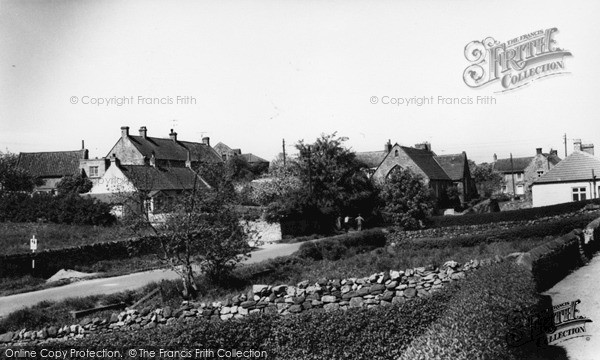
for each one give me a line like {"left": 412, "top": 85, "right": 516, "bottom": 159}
{"left": 1, "top": 0, "right": 599, "bottom": 164}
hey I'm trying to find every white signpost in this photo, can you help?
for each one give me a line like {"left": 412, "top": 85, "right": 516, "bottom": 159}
{"left": 30, "top": 235, "right": 37, "bottom": 270}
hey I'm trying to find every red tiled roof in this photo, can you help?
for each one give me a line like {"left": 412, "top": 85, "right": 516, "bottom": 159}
{"left": 533, "top": 151, "right": 600, "bottom": 184}
{"left": 125, "top": 136, "right": 223, "bottom": 163}
{"left": 17, "top": 150, "right": 85, "bottom": 178}
{"left": 434, "top": 153, "right": 466, "bottom": 181}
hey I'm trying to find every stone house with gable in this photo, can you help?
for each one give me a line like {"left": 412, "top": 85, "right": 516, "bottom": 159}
{"left": 85, "top": 126, "right": 222, "bottom": 218}
{"left": 356, "top": 141, "right": 477, "bottom": 206}
{"left": 492, "top": 147, "right": 561, "bottom": 199}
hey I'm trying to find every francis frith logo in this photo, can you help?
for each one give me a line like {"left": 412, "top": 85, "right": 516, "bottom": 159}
{"left": 463, "top": 28, "right": 572, "bottom": 92}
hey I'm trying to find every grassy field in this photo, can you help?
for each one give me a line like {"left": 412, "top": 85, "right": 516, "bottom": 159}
{"left": 0, "top": 222, "right": 137, "bottom": 255}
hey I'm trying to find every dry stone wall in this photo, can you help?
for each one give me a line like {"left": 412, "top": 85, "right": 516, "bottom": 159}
{"left": 0, "top": 257, "right": 501, "bottom": 347}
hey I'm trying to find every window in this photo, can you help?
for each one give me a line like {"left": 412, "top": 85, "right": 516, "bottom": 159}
{"left": 394, "top": 149, "right": 399, "bottom": 157}
{"left": 516, "top": 173, "right": 523, "bottom": 181}
{"left": 537, "top": 170, "right": 544, "bottom": 177}
{"left": 516, "top": 185, "right": 524, "bottom": 195}
{"left": 572, "top": 187, "right": 587, "bottom": 202}
{"left": 501, "top": 185, "right": 507, "bottom": 193}
{"left": 89, "top": 166, "right": 99, "bottom": 177}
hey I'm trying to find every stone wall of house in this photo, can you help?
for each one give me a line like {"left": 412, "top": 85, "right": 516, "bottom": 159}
{"left": 373, "top": 146, "right": 428, "bottom": 183}
{"left": 0, "top": 258, "right": 497, "bottom": 346}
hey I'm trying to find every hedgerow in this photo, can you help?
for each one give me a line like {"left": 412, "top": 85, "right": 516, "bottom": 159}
{"left": 296, "top": 229, "right": 387, "bottom": 261}
{"left": 54, "top": 290, "right": 453, "bottom": 360}
{"left": 397, "top": 261, "right": 565, "bottom": 360}
{"left": 429, "top": 198, "right": 600, "bottom": 228}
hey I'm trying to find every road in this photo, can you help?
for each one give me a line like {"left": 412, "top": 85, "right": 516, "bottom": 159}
{"left": 0, "top": 242, "right": 303, "bottom": 318}
{"left": 543, "top": 252, "right": 600, "bottom": 360}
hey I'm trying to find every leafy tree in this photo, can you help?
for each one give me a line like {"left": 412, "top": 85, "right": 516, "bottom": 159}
{"left": 0, "top": 151, "right": 43, "bottom": 192}
{"left": 378, "top": 167, "right": 435, "bottom": 229}
{"left": 246, "top": 166, "right": 302, "bottom": 207}
{"left": 56, "top": 174, "right": 93, "bottom": 195}
{"left": 468, "top": 161, "right": 504, "bottom": 197}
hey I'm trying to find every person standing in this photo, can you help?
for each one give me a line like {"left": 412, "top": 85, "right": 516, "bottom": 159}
{"left": 344, "top": 215, "right": 351, "bottom": 232}
{"left": 355, "top": 214, "right": 365, "bottom": 231}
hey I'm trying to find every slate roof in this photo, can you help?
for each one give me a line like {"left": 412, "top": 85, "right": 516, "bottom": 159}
{"left": 123, "top": 136, "right": 223, "bottom": 163}
{"left": 240, "top": 153, "right": 269, "bottom": 164}
{"left": 493, "top": 156, "right": 534, "bottom": 173}
{"left": 434, "top": 153, "right": 466, "bottom": 181}
{"left": 400, "top": 146, "right": 451, "bottom": 181}
{"left": 17, "top": 150, "right": 85, "bottom": 178}
{"left": 533, "top": 151, "right": 600, "bottom": 184}
{"left": 120, "top": 165, "right": 210, "bottom": 191}
{"left": 355, "top": 151, "right": 387, "bottom": 169}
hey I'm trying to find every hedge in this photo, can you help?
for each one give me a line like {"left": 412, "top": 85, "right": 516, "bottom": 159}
{"left": 0, "top": 236, "right": 161, "bottom": 278}
{"left": 398, "top": 261, "right": 566, "bottom": 360}
{"left": 529, "top": 230, "right": 585, "bottom": 292}
{"left": 50, "top": 290, "right": 453, "bottom": 360}
{"left": 429, "top": 198, "right": 600, "bottom": 228}
{"left": 399, "top": 213, "right": 599, "bottom": 250}
{"left": 296, "top": 229, "right": 387, "bottom": 261}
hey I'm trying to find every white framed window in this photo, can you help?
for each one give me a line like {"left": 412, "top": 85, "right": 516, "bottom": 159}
{"left": 572, "top": 187, "right": 587, "bottom": 202}
{"left": 516, "top": 173, "right": 524, "bottom": 181}
{"left": 516, "top": 185, "right": 524, "bottom": 195}
{"left": 89, "top": 166, "right": 99, "bottom": 177}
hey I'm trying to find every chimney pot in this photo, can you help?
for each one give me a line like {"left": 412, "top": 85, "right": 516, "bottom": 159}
{"left": 202, "top": 137, "right": 210, "bottom": 146}
{"left": 121, "top": 126, "right": 130, "bottom": 138}
{"left": 169, "top": 129, "right": 177, "bottom": 141}
{"left": 536, "top": 148, "right": 542, "bottom": 155}
{"left": 493, "top": 153, "right": 498, "bottom": 162}
{"left": 139, "top": 126, "right": 147, "bottom": 138}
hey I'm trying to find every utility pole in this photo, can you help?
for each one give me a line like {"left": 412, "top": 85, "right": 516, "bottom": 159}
{"left": 510, "top": 153, "right": 516, "bottom": 197}
{"left": 593, "top": 169, "right": 598, "bottom": 199}
{"left": 282, "top": 139, "right": 287, "bottom": 168}
{"left": 307, "top": 145, "right": 312, "bottom": 197}
{"left": 564, "top": 133, "right": 568, "bottom": 158}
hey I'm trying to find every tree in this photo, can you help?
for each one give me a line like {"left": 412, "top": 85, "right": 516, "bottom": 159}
{"left": 0, "top": 151, "right": 42, "bottom": 192}
{"left": 56, "top": 174, "right": 93, "bottom": 195}
{"left": 469, "top": 160, "right": 504, "bottom": 197}
{"left": 378, "top": 167, "right": 435, "bottom": 229}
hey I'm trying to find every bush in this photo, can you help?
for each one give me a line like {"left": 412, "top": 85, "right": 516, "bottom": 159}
{"left": 429, "top": 198, "right": 600, "bottom": 228}
{"left": 398, "top": 261, "right": 566, "bottom": 360}
{"left": 296, "top": 229, "right": 387, "bottom": 261}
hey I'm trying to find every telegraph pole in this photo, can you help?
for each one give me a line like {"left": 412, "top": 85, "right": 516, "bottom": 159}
{"left": 282, "top": 139, "right": 287, "bottom": 168}
{"left": 307, "top": 145, "right": 312, "bottom": 197}
{"left": 510, "top": 153, "right": 516, "bottom": 197}
{"left": 564, "top": 133, "right": 568, "bottom": 157}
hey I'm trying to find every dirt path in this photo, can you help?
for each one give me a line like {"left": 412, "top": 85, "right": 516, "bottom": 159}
{"left": 543, "top": 252, "right": 600, "bottom": 360}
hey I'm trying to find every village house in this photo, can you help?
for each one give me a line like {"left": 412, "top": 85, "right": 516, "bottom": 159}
{"left": 356, "top": 141, "right": 477, "bottom": 206}
{"left": 16, "top": 142, "right": 89, "bottom": 193}
{"left": 492, "top": 147, "right": 562, "bottom": 198}
{"left": 85, "top": 126, "right": 222, "bottom": 218}
{"left": 531, "top": 141, "right": 598, "bottom": 207}
{"left": 213, "top": 142, "right": 270, "bottom": 174}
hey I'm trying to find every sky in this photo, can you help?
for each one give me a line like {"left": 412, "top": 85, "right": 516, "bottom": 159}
{"left": 1, "top": 0, "right": 599, "bottom": 164}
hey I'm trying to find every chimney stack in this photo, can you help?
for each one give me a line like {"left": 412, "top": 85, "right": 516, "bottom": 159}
{"left": 110, "top": 153, "right": 120, "bottom": 166}
{"left": 139, "top": 126, "right": 147, "bottom": 138}
{"left": 493, "top": 153, "right": 497, "bottom": 162}
{"left": 185, "top": 150, "right": 192, "bottom": 168}
{"left": 550, "top": 149, "right": 558, "bottom": 156}
{"left": 574, "top": 139, "right": 582, "bottom": 152}
{"left": 169, "top": 129, "right": 177, "bottom": 141}
{"left": 121, "top": 126, "right": 130, "bottom": 139}
{"left": 202, "top": 137, "right": 210, "bottom": 146}
{"left": 536, "top": 148, "right": 543, "bottom": 155}
{"left": 582, "top": 143, "right": 595, "bottom": 156}
{"left": 414, "top": 142, "right": 431, "bottom": 151}
{"left": 150, "top": 151, "right": 156, "bottom": 167}
{"left": 385, "top": 140, "right": 392, "bottom": 153}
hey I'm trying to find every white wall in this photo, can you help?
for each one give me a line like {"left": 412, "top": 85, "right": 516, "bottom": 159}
{"left": 532, "top": 182, "right": 595, "bottom": 207}
{"left": 89, "top": 164, "right": 136, "bottom": 194}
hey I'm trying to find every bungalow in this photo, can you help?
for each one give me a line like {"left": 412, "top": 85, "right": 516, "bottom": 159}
{"left": 531, "top": 144, "right": 599, "bottom": 207}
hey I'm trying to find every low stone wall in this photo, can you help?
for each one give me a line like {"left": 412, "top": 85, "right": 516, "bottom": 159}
{"left": 0, "top": 257, "right": 502, "bottom": 346}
